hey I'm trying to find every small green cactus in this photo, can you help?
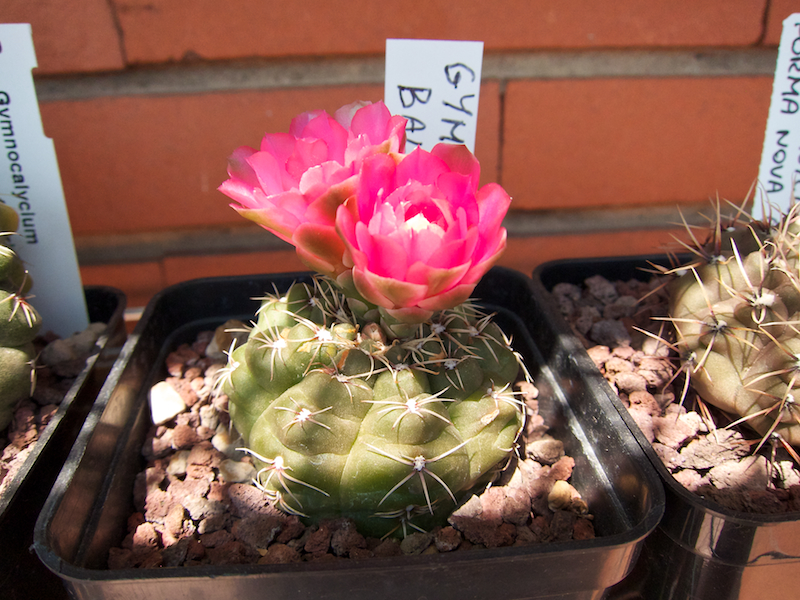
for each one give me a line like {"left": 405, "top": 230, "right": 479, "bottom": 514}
{"left": 219, "top": 277, "right": 526, "bottom": 537}
{"left": 0, "top": 204, "right": 40, "bottom": 430}
{"left": 667, "top": 201, "right": 800, "bottom": 452}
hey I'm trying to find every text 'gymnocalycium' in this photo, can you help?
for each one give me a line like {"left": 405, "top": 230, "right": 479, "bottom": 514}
{"left": 217, "top": 101, "right": 526, "bottom": 537}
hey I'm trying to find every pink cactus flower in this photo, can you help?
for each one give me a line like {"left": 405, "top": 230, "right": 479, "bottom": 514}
{"left": 335, "top": 144, "right": 510, "bottom": 322}
{"left": 219, "top": 101, "right": 406, "bottom": 277}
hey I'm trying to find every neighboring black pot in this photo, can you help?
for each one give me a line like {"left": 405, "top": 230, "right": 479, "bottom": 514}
{"left": 533, "top": 256, "right": 800, "bottom": 600}
{"left": 1, "top": 286, "right": 127, "bottom": 600}
{"left": 34, "top": 267, "right": 663, "bottom": 600}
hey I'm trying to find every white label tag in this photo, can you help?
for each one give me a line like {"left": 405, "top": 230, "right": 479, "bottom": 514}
{"left": 756, "top": 14, "right": 800, "bottom": 219}
{"left": 0, "top": 24, "right": 88, "bottom": 337}
{"left": 384, "top": 39, "right": 483, "bottom": 152}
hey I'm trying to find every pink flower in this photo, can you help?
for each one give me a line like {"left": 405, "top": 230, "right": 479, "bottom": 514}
{"left": 335, "top": 144, "right": 510, "bottom": 322}
{"left": 219, "top": 101, "right": 406, "bottom": 276}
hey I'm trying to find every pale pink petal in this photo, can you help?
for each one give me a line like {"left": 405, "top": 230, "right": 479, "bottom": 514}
{"left": 286, "top": 138, "right": 329, "bottom": 180}
{"left": 426, "top": 232, "right": 476, "bottom": 270}
{"left": 349, "top": 101, "right": 392, "bottom": 141}
{"left": 303, "top": 176, "right": 357, "bottom": 225}
{"left": 476, "top": 183, "right": 511, "bottom": 236}
{"left": 357, "top": 229, "right": 408, "bottom": 280}
{"left": 431, "top": 143, "right": 480, "bottom": 187}
{"left": 334, "top": 197, "right": 360, "bottom": 249}
{"left": 367, "top": 202, "right": 400, "bottom": 237}
{"left": 292, "top": 222, "right": 348, "bottom": 277}
{"left": 396, "top": 147, "right": 448, "bottom": 187}
{"left": 259, "top": 132, "right": 296, "bottom": 164}
{"left": 298, "top": 161, "right": 355, "bottom": 197}
{"left": 460, "top": 231, "right": 508, "bottom": 285}
{"left": 217, "top": 178, "right": 259, "bottom": 210}
{"left": 353, "top": 267, "right": 428, "bottom": 308}
{"left": 434, "top": 173, "right": 479, "bottom": 222}
{"left": 402, "top": 219, "right": 445, "bottom": 265}
{"left": 334, "top": 101, "right": 372, "bottom": 130}
{"left": 231, "top": 200, "right": 302, "bottom": 243}
{"left": 245, "top": 151, "right": 289, "bottom": 196}
{"left": 297, "top": 114, "right": 348, "bottom": 163}
{"left": 416, "top": 283, "right": 476, "bottom": 312}
{"left": 355, "top": 153, "right": 398, "bottom": 216}
{"left": 289, "top": 109, "right": 327, "bottom": 137}
{"left": 224, "top": 146, "right": 258, "bottom": 187}
{"left": 405, "top": 261, "right": 470, "bottom": 297}
{"left": 385, "top": 114, "right": 407, "bottom": 154}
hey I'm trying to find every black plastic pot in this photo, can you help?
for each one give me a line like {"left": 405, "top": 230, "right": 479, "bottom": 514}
{"left": 533, "top": 256, "right": 800, "bottom": 600}
{"left": 1, "top": 286, "right": 127, "bottom": 600}
{"left": 34, "top": 267, "right": 663, "bottom": 600}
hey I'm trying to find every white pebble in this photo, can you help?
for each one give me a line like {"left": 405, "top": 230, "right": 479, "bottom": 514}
{"left": 211, "top": 427, "right": 242, "bottom": 457}
{"left": 167, "top": 450, "right": 191, "bottom": 477}
{"left": 219, "top": 459, "right": 256, "bottom": 483}
{"left": 199, "top": 404, "right": 219, "bottom": 431}
{"left": 149, "top": 381, "right": 186, "bottom": 425}
{"left": 775, "top": 461, "right": 800, "bottom": 488}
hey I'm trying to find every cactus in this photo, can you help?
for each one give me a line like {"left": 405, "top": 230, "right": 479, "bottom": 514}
{"left": 0, "top": 203, "right": 40, "bottom": 430}
{"left": 666, "top": 200, "right": 800, "bottom": 454}
{"left": 216, "top": 100, "right": 525, "bottom": 536}
{"left": 219, "top": 277, "right": 526, "bottom": 537}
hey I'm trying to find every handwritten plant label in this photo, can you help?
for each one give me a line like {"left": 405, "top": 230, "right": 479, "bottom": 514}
{"left": 0, "top": 24, "right": 88, "bottom": 336}
{"left": 756, "top": 14, "right": 800, "bottom": 219}
{"left": 384, "top": 39, "right": 483, "bottom": 152}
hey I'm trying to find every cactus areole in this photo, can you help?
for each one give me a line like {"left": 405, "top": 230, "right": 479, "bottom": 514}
{"left": 218, "top": 101, "right": 526, "bottom": 536}
{"left": 668, "top": 201, "right": 800, "bottom": 452}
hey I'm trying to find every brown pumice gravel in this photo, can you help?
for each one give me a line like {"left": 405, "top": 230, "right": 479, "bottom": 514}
{"left": 108, "top": 327, "right": 595, "bottom": 569}
{"left": 0, "top": 323, "right": 107, "bottom": 498}
{"left": 553, "top": 273, "right": 800, "bottom": 514}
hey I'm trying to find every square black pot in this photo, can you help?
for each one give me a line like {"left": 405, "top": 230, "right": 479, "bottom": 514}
{"left": 34, "top": 268, "right": 663, "bottom": 600}
{"left": 533, "top": 256, "right": 800, "bottom": 600}
{"left": 1, "top": 286, "right": 127, "bottom": 599}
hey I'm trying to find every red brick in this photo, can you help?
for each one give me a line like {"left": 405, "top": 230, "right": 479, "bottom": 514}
{"left": 41, "top": 84, "right": 499, "bottom": 237}
{"left": 162, "top": 250, "right": 309, "bottom": 288}
{"left": 475, "top": 82, "right": 500, "bottom": 186}
{"left": 113, "top": 0, "right": 766, "bottom": 65}
{"left": 80, "top": 261, "right": 165, "bottom": 309}
{"left": 502, "top": 78, "right": 772, "bottom": 211}
{"left": 6, "top": 0, "right": 124, "bottom": 74}
{"left": 87, "top": 229, "right": 686, "bottom": 311}
{"left": 764, "top": 0, "right": 800, "bottom": 45}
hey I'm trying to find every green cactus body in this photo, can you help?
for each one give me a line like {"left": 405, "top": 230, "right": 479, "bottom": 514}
{"left": 221, "top": 278, "right": 525, "bottom": 537}
{"left": 0, "top": 214, "right": 40, "bottom": 430}
{"left": 669, "top": 208, "right": 800, "bottom": 446}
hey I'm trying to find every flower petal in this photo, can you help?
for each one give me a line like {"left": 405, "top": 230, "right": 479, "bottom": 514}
{"left": 292, "top": 222, "right": 348, "bottom": 277}
{"left": 221, "top": 101, "right": 408, "bottom": 278}
{"left": 405, "top": 261, "right": 470, "bottom": 297}
{"left": 353, "top": 267, "right": 428, "bottom": 308}
{"left": 431, "top": 143, "right": 480, "bottom": 188}
{"left": 416, "top": 283, "right": 476, "bottom": 312}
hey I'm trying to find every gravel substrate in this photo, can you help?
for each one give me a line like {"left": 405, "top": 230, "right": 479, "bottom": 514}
{"left": 0, "top": 323, "right": 108, "bottom": 498}
{"left": 552, "top": 273, "right": 800, "bottom": 514}
{"left": 108, "top": 326, "right": 596, "bottom": 568}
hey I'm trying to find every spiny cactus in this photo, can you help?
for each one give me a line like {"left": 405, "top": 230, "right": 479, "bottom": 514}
{"left": 665, "top": 200, "right": 800, "bottom": 455}
{"left": 219, "top": 277, "right": 526, "bottom": 537}
{"left": 0, "top": 203, "right": 40, "bottom": 430}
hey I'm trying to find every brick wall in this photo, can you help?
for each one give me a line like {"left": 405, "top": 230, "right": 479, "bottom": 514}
{"left": 6, "top": 0, "right": 799, "bottom": 308}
